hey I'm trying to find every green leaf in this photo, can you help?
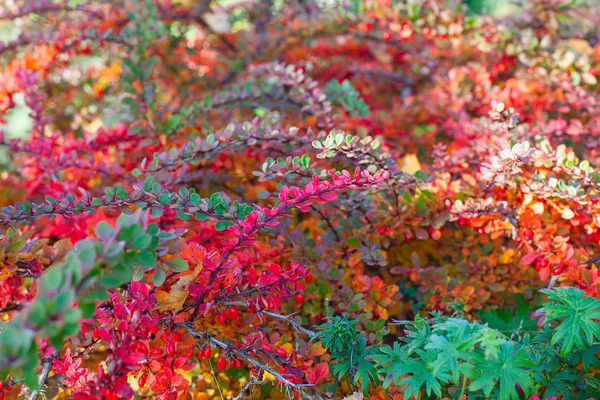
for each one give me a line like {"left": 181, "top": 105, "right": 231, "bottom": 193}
{"left": 136, "top": 250, "right": 157, "bottom": 269}
{"left": 153, "top": 267, "right": 167, "bottom": 286}
{"left": 165, "top": 258, "right": 188, "bottom": 272}
{"left": 132, "top": 234, "right": 152, "bottom": 250}
{"left": 215, "top": 221, "right": 233, "bottom": 231}
{"left": 96, "top": 221, "right": 113, "bottom": 241}
{"left": 539, "top": 287, "right": 600, "bottom": 357}
{"left": 330, "top": 336, "right": 379, "bottom": 394}
{"left": 301, "top": 154, "right": 311, "bottom": 169}
{"left": 189, "top": 193, "right": 201, "bottom": 205}
{"left": 479, "top": 294, "right": 538, "bottom": 335}
{"left": 39, "top": 265, "right": 64, "bottom": 292}
{"left": 469, "top": 342, "right": 535, "bottom": 399}
{"left": 396, "top": 350, "right": 450, "bottom": 399}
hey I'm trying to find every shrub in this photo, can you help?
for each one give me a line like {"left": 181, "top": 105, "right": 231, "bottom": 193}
{"left": 0, "top": 0, "right": 599, "bottom": 399}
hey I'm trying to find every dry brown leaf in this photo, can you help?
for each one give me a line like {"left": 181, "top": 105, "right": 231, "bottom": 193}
{"left": 155, "top": 263, "right": 203, "bottom": 312}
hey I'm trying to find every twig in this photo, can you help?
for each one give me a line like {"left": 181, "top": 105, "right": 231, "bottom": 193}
{"left": 260, "top": 310, "right": 317, "bottom": 337}
{"left": 28, "top": 352, "right": 58, "bottom": 400}
{"left": 175, "top": 322, "right": 318, "bottom": 400}
{"left": 232, "top": 377, "right": 260, "bottom": 400}
{"left": 224, "top": 300, "right": 316, "bottom": 337}
{"left": 208, "top": 357, "right": 225, "bottom": 400}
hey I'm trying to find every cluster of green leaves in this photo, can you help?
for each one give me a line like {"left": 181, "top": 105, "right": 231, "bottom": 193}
{"left": 324, "top": 79, "right": 369, "bottom": 117}
{"left": 0, "top": 211, "right": 187, "bottom": 389}
{"left": 311, "top": 130, "right": 392, "bottom": 174}
{"left": 254, "top": 154, "right": 312, "bottom": 182}
{"left": 0, "top": 179, "right": 254, "bottom": 231}
{"left": 317, "top": 287, "right": 600, "bottom": 399}
{"left": 314, "top": 315, "right": 380, "bottom": 393}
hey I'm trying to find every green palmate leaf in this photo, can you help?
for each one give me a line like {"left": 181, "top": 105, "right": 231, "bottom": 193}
{"left": 426, "top": 318, "right": 480, "bottom": 383}
{"left": 372, "top": 342, "right": 409, "bottom": 389}
{"left": 539, "top": 287, "right": 600, "bottom": 357}
{"left": 396, "top": 350, "right": 451, "bottom": 400}
{"left": 479, "top": 294, "right": 538, "bottom": 335}
{"left": 330, "top": 336, "right": 379, "bottom": 394}
{"left": 469, "top": 342, "right": 536, "bottom": 399}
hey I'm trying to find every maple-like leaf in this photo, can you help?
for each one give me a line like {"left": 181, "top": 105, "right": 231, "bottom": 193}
{"left": 479, "top": 294, "right": 538, "bottom": 335}
{"left": 539, "top": 287, "right": 600, "bottom": 357}
{"left": 330, "top": 336, "right": 379, "bottom": 394}
{"left": 469, "top": 342, "right": 536, "bottom": 399}
{"left": 373, "top": 343, "right": 451, "bottom": 398}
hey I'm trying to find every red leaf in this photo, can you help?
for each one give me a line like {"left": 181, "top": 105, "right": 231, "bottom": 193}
{"left": 306, "top": 362, "right": 329, "bottom": 385}
{"left": 520, "top": 252, "right": 538, "bottom": 266}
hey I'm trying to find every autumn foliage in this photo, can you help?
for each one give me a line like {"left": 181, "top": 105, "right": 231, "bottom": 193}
{"left": 0, "top": 0, "right": 600, "bottom": 399}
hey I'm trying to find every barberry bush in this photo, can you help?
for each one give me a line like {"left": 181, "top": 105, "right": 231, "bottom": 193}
{"left": 0, "top": 0, "right": 599, "bottom": 399}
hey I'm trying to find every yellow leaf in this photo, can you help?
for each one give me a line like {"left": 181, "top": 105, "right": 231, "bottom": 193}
{"left": 399, "top": 154, "right": 421, "bottom": 174}
{"left": 155, "top": 263, "right": 203, "bottom": 312}
{"left": 280, "top": 343, "right": 294, "bottom": 354}
{"left": 499, "top": 248, "right": 515, "bottom": 264}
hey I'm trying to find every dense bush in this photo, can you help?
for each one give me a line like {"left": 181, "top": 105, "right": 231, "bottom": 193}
{"left": 0, "top": 0, "right": 599, "bottom": 399}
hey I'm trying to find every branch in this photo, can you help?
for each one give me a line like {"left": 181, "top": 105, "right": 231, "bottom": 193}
{"left": 28, "top": 352, "right": 58, "bottom": 400}
{"left": 226, "top": 300, "right": 316, "bottom": 337}
{"left": 260, "top": 310, "right": 316, "bottom": 337}
{"left": 175, "top": 322, "right": 318, "bottom": 400}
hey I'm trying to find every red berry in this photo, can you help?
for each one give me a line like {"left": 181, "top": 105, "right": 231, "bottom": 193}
{"left": 203, "top": 346, "right": 211, "bottom": 359}
{"left": 166, "top": 341, "right": 175, "bottom": 357}
{"left": 217, "top": 356, "right": 227, "bottom": 370}
{"left": 276, "top": 348, "right": 287, "bottom": 357}
{"left": 553, "top": 264, "right": 565, "bottom": 275}
{"left": 535, "top": 258, "right": 549, "bottom": 271}
{"left": 228, "top": 306, "right": 239, "bottom": 321}
{"left": 230, "top": 358, "right": 237, "bottom": 368}
{"left": 150, "top": 325, "right": 159, "bottom": 334}
{"left": 251, "top": 367, "right": 258, "bottom": 376}
{"left": 457, "top": 217, "right": 470, "bottom": 227}
{"left": 197, "top": 349, "right": 204, "bottom": 360}
{"left": 262, "top": 343, "right": 273, "bottom": 353}
{"left": 138, "top": 373, "right": 147, "bottom": 388}
{"left": 383, "top": 30, "right": 392, "bottom": 41}
{"left": 0, "top": 392, "right": 5, "bottom": 400}
{"left": 0, "top": 382, "right": 3, "bottom": 390}
{"left": 477, "top": 228, "right": 485, "bottom": 235}
{"left": 279, "top": 366, "right": 287, "bottom": 374}
{"left": 235, "top": 359, "right": 243, "bottom": 369}
{"left": 216, "top": 313, "right": 227, "bottom": 325}
{"left": 305, "top": 273, "right": 313, "bottom": 283}
{"left": 295, "top": 293, "right": 305, "bottom": 303}
{"left": 404, "top": 233, "right": 412, "bottom": 243}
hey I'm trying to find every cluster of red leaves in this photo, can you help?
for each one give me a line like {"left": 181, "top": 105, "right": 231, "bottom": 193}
{"left": 1, "top": 0, "right": 600, "bottom": 399}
